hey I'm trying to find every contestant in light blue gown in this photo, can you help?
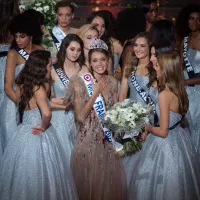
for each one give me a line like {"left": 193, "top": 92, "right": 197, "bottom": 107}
{"left": 184, "top": 48, "right": 200, "bottom": 153}
{"left": 51, "top": 80, "right": 76, "bottom": 158}
{"left": 128, "top": 47, "right": 200, "bottom": 200}
{"left": 0, "top": 44, "right": 10, "bottom": 156}
{"left": 0, "top": 50, "right": 78, "bottom": 200}
{"left": 0, "top": 63, "right": 24, "bottom": 149}
{"left": 128, "top": 104, "right": 200, "bottom": 200}
{"left": 1, "top": 12, "right": 44, "bottom": 152}
{"left": 123, "top": 75, "right": 158, "bottom": 187}
{"left": 51, "top": 34, "right": 87, "bottom": 162}
{"left": 119, "top": 32, "right": 158, "bottom": 188}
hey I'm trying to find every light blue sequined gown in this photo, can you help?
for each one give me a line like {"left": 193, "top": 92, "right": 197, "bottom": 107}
{"left": 128, "top": 104, "right": 200, "bottom": 200}
{"left": 0, "top": 44, "right": 10, "bottom": 156}
{"left": 0, "top": 61, "right": 23, "bottom": 154}
{"left": 113, "top": 53, "right": 120, "bottom": 72}
{"left": 51, "top": 80, "right": 76, "bottom": 160}
{"left": 123, "top": 75, "right": 158, "bottom": 188}
{"left": 184, "top": 48, "right": 200, "bottom": 153}
{"left": 0, "top": 106, "right": 78, "bottom": 200}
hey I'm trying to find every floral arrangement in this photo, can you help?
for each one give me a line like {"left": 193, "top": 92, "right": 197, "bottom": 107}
{"left": 20, "top": 0, "right": 56, "bottom": 26}
{"left": 102, "top": 99, "right": 153, "bottom": 156}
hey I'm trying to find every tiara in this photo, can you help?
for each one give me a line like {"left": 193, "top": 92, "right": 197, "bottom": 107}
{"left": 88, "top": 38, "right": 108, "bottom": 51}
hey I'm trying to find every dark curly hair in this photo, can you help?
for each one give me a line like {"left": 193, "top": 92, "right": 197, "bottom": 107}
{"left": 16, "top": 50, "right": 51, "bottom": 122}
{"left": 149, "top": 19, "right": 175, "bottom": 48}
{"left": 10, "top": 12, "right": 43, "bottom": 46}
{"left": 57, "top": 34, "right": 85, "bottom": 69}
{"left": 0, "top": 0, "right": 19, "bottom": 43}
{"left": 115, "top": 8, "right": 146, "bottom": 46}
{"left": 175, "top": 4, "right": 200, "bottom": 41}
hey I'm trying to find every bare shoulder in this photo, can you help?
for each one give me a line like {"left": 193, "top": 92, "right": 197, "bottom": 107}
{"left": 7, "top": 49, "right": 18, "bottom": 58}
{"left": 34, "top": 44, "right": 45, "bottom": 50}
{"left": 158, "top": 89, "right": 174, "bottom": 103}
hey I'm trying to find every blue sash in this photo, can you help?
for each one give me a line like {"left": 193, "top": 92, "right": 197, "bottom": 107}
{"left": 50, "top": 32, "right": 61, "bottom": 51}
{"left": 53, "top": 63, "right": 69, "bottom": 87}
{"left": 15, "top": 47, "right": 29, "bottom": 61}
{"left": 130, "top": 72, "right": 158, "bottom": 124}
{"left": 183, "top": 36, "right": 200, "bottom": 85}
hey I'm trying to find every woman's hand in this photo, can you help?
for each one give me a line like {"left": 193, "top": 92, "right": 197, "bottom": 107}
{"left": 145, "top": 124, "right": 152, "bottom": 132}
{"left": 139, "top": 130, "right": 149, "bottom": 142}
{"left": 32, "top": 124, "right": 45, "bottom": 135}
{"left": 92, "top": 76, "right": 107, "bottom": 95}
{"left": 65, "top": 101, "right": 73, "bottom": 110}
{"left": 51, "top": 97, "right": 64, "bottom": 105}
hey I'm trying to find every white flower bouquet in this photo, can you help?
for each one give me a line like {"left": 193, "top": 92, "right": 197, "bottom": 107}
{"left": 102, "top": 99, "right": 154, "bottom": 156}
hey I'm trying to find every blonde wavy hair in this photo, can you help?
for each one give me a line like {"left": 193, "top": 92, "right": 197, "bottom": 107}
{"left": 157, "top": 51, "right": 188, "bottom": 116}
{"left": 124, "top": 32, "right": 152, "bottom": 78}
{"left": 76, "top": 24, "right": 99, "bottom": 40}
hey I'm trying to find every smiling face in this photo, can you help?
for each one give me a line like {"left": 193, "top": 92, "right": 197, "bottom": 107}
{"left": 188, "top": 12, "right": 200, "bottom": 32}
{"left": 91, "top": 16, "right": 105, "bottom": 37}
{"left": 133, "top": 37, "right": 149, "bottom": 60}
{"left": 82, "top": 29, "right": 99, "bottom": 50}
{"left": 65, "top": 41, "right": 81, "bottom": 62}
{"left": 150, "top": 46, "right": 161, "bottom": 78}
{"left": 15, "top": 33, "right": 32, "bottom": 49}
{"left": 90, "top": 51, "right": 108, "bottom": 75}
{"left": 56, "top": 6, "right": 74, "bottom": 28}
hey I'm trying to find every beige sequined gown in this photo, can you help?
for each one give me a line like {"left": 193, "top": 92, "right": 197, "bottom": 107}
{"left": 67, "top": 75, "right": 127, "bottom": 200}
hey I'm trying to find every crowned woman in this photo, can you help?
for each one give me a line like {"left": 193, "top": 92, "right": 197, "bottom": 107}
{"left": 65, "top": 38, "right": 127, "bottom": 200}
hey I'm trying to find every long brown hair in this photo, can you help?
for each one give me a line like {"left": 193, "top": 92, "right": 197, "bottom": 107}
{"left": 16, "top": 50, "right": 51, "bottom": 122}
{"left": 124, "top": 32, "right": 152, "bottom": 78}
{"left": 0, "top": 0, "right": 19, "bottom": 43}
{"left": 157, "top": 51, "right": 188, "bottom": 115}
{"left": 57, "top": 34, "right": 85, "bottom": 70}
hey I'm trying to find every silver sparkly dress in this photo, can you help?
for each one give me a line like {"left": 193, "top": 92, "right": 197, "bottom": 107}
{"left": 0, "top": 106, "right": 78, "bottom": 200}
{"left": 128, "top": 104, "right": 200, "bottom": 200}
{"left": 0, "top": 63, "right": 24, "bottom": 154}
{"left": 123, "top": 75, "right": 158, "bottom": 188}
{"left": 0, "top": 44, "right": 10, "bottom": 156}
{"left": 184, "top": 48, "right": 200, "bottom": 153}
{"left": 51, "top": 80, "right": 76, "bottom": 161}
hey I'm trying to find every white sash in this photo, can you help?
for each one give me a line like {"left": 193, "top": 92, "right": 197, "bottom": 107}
{"left": 52, "top": 26, "right": 66, "bottom": 42}
{"left": 81, "top": 73, "right": 123, "bottom": 152}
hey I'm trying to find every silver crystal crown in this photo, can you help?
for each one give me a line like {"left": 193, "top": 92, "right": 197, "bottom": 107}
{"left": 88, "top": 38, "right": 108, "bottom": 51}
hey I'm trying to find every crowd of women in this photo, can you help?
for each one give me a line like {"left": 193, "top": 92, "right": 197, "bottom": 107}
{"left": 0, "top": 0, "right": 200, "bottom": 199}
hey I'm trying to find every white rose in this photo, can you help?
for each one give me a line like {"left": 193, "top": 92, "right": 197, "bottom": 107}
{"left": 129, "top": 121, "right": 136, "bottom": 128}
{"left": 132, "top": 103, "right": 140, "bottom": 110}
{"left": 144, "top": 117, "right": 150, "bottom": 124}
{"left": 35, "top": 3, "right": 41, "bottom": 6}
{"left": 43, "top": 5, "right": 49, "bottom": 12}
{"left": 36, "top": 7, "right": 43, "bottom": 12}
{"left": 110, "top": 110, "right": 118, "bottom": 117}
{"left": 19, "top": 5, "right": 25, "bottom": 12}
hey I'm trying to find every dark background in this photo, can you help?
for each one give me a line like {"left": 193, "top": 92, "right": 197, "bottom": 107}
{"left": 71, "top": 0, "right": 200, "bottom": 27}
